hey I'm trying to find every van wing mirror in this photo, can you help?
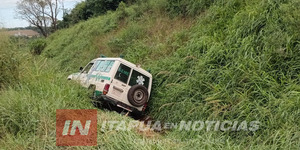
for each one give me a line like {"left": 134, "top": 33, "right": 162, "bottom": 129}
{"left": 79, "top": 67, "right": 83, "bottom": 71}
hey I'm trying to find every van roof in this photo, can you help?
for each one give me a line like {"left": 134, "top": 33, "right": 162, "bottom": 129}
{"left": 93, "top": 57, "right": 152, "bottom": 78}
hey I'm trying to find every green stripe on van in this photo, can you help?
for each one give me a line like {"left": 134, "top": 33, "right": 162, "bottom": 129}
{"left": 96, "top": 75, "right": 110, "bottom": 81}
{"left": 89, "top": 74, "right": 111, "bottom": 81}
{"left": 95, "top": 90, "right": 102, "bottom": 96}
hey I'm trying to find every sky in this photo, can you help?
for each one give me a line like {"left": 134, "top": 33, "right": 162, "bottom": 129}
{"left": 0, "top": 0, "right": 84, "bottom": 28}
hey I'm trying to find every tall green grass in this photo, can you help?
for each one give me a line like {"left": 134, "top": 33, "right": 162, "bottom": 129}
{"left": 43, "top": 11, "right": 121, "bottom": 71}
{"left": 146, "top": 0, "right": 300, "bottom": 147}
{"left": 0, "top": 31, "right": 19, "bottom": 88}
{"left": 0, "top": 55, "right": 177, "bottom": 149}
{"left": 1, "top": 0, "right": 300, "bottom": 149}
{"left": 166, "top": 0, "right": 216, "bottom": 17}
{"left": 43, "top": 0, "right": 300, "bottom": 148}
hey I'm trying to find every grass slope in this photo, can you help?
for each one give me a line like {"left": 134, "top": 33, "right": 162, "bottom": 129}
{"left": 1, "top": 0, "right": 300, "bottom": 149}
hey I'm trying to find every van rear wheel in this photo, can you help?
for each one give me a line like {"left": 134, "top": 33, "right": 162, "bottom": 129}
{"left": 127, "top": 85, "right": 148, "bottom": 107}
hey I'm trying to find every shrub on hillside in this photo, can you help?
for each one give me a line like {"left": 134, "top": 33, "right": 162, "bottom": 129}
{"left": 166, "top": 0, "right": 216, "bottom": 16}
{"left": 0, "top": 32, "right": 19, "bottom": 88}
{"left": 116, "top": 2, "right": 128, "bottom": 20}
{"left": 29, "top": 39, "right": 47, "bottom": 55}
{"left": 59, "top": 1, "right": 91, "bottom": 28}
{"left": 59, "top": 0, "right": 137, "bottom": 28}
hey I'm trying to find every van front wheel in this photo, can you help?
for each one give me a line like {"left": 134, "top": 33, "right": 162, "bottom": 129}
{"left": 127, "top": 85, "right": 148, "bottom": 107}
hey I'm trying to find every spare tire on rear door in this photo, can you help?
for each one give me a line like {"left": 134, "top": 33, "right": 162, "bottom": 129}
{"left": 127, "top": 85, "right": 149, "bottom": 107}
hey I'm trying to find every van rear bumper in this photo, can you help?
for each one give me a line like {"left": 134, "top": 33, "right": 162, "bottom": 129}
{"left": 99, "top": 95, "right": 143, "bottom": 115}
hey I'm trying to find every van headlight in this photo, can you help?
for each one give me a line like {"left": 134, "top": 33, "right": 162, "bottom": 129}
{"left": 67, "top": 75, "right": 72, "bottom": 80}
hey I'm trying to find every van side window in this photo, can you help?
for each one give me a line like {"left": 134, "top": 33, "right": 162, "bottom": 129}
{"left": 95, "top": 60, "right": 115, "bottom": 72}
{"left": 91, "top": 61, "right": 100, "bottom": 71}
{"left": 96, "top": 61, "right": 105, "bottom": 71}
{"left": 129, "top": 70, "right": 149, "bottom": 88}
{"left": 114, "top": 64, "right": 131, "bottom": 83}
{"left": 104, "top": 61, "right": 115, "bottom": 72}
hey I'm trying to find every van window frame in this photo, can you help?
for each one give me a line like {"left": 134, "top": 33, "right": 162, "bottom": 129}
{"left": 128, "top": 69, "right": 150, "bottom": 89}
{"left": 82, "top": 62, "right": 94, "bottom": 74}
{"left": 114, "top": 63, "right": 132, "bottom": 84}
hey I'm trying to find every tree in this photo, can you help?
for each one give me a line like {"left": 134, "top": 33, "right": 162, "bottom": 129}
{"left": 86, "top": 0, "right": 123, "bottom": 16}
{"left": 16, "top": 0, "right": 62, "bottom": 37}
{"left": 58, "top": 0, "right": 136, "bottom": 29}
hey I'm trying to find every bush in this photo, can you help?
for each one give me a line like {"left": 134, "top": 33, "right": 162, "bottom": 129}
{"left": 29, "top": 39, "right": 47, "bottom": 55}
{"left": 59, "top": 1, "right": 91, "bottom": 28}
{"left": 0, "top": 32, "right": 19, "bottom": 88}
{"left": 116, "top": 2, "right": 128, "bottom": 20}
{"left": 166, "top": 0, "right": 216, "bottom": 16}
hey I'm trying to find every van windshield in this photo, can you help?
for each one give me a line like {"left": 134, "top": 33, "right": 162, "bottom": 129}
{"left": 94, "top": 60, "right": 115, "bottom": 73}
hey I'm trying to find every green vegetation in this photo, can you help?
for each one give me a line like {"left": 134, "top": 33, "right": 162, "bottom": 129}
{"left": 29, "top": 38, "right": 47, "bottom": 55}
{"left": 60, "top": 0, "right": 135, "bottom": 28}
{"left": 1, "top": 0, "right": 300, "bottom": 149}
{"left": 0, "top": 32, "right": 19, "bottom": 88}
{"left": 166, "top": 0, "right": 215, "bottom": 16}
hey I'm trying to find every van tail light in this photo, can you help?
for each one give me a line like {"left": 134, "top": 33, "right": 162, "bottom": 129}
{"left": 103, "top": 84, "right": 110, "bottom": 95}
{"left": 142, "top": 103, "right": 147, "bottom": 111}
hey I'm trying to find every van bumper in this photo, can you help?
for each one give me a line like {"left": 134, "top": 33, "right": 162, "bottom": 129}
{"left": 99, "top": 95, "right": 143, "bottom": 115}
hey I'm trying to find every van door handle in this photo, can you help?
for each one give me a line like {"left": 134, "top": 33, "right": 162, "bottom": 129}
{"left": 113, "top": 86, "right": 124, "bottom": 92}
{"left": 121, "top": 84, "right": 126, "bottom": 87}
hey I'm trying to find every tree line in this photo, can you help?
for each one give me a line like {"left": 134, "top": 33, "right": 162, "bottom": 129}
{"left": 16, "top": 0, "right": 135, "bottom": 37}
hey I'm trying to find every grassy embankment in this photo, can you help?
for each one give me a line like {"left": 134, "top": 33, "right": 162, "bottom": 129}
{"left": 1, "top": 0, "right": 300, "bottom": 149}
